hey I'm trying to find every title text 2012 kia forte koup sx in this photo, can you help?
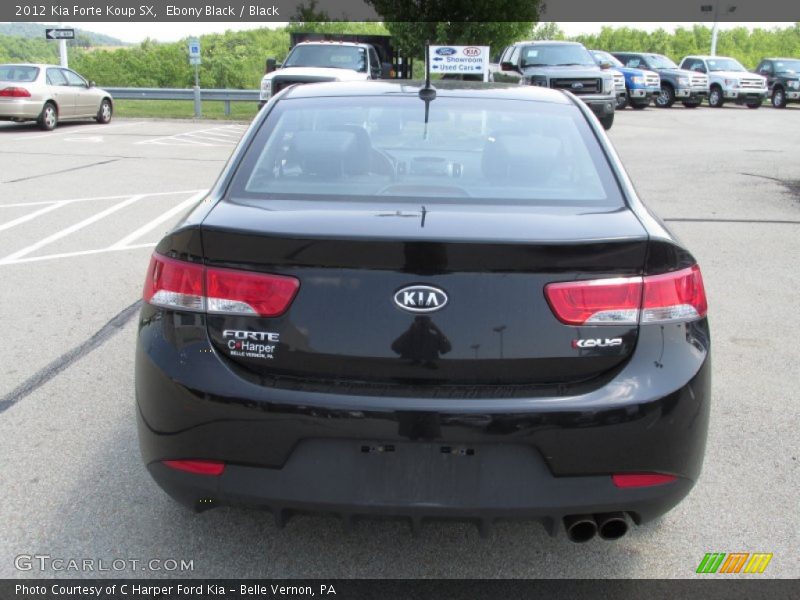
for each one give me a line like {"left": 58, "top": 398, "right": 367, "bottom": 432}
{"left": 135, "top": 81, "right": 710, "bottom": 543}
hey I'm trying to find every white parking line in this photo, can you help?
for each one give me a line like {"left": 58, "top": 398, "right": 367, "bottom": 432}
{"left": 0, "top": 120, "right": 145, "bottom": 142}
{"left": 0, "top": 189, "right": 205, "bottom": 209}
{"left": 0, "top": 194, "right": 147, "bottom": 264}
{"left": 109, "top": 190, "right": 206, "bottom": 249}
{"left": 136, "top": 125, "right": 247, "bottom": 147}
{"left": 0, "top": 242, "right": 156, "bottom": 265}
{"left": 0, "top": 202, "right": 66, "bottom": 233}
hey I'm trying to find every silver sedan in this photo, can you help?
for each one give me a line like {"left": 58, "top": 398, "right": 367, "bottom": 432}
{"left": 0, "top": 63, "right": 113, "bottom": 131}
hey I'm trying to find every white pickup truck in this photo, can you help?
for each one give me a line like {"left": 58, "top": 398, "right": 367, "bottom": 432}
{"left": 259, "top": 34, "right": 409, "bottom": 108}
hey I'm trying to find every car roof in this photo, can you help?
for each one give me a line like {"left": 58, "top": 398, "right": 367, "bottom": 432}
{"left": 0, "top": 63, "right": 64, "bottom": 69}
{"left": 683, "top": 55, "right": 738, "bottom": 60}
{"left": 512, "top": 40, "right": 584, "bottom": 46}
{"left": 294, "top": 41, "right": 366, "bottom": 49}
{"left": 279, "top": 80, "right": 574, "bottom": 105}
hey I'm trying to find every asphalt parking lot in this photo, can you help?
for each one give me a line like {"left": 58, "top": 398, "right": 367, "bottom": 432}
{"left": 0, "top": 105, "right": 798, "bottom": 579}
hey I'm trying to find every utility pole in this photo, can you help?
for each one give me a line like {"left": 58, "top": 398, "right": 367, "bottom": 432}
{"left": 58, "top": 20, "right": 68, "bottom": 67}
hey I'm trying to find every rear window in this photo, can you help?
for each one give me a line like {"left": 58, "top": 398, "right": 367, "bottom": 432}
{"left": 0, "top": 65, "right": 39, "bottom": 82}
{"left": 230, "top": 95, "right": 623, "bottom": 206}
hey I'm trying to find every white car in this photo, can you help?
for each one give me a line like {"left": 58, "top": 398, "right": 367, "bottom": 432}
{"left": 679, "top": 55, "right": 767, "bottom": 109}
{"left": 0, "top": 63, "right": 113, "bottom": 130}
{"left": 259, "top": 41, "right": 384, "bottom": 107}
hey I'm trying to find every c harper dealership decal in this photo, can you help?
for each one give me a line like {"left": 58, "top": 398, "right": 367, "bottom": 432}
{"left": 223, "top": 329, "right": 280, "bottom": 360}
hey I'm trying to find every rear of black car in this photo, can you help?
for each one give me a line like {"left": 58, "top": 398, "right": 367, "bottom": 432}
{"left": 135, "top": 84, "right": 710, "bottom": 542}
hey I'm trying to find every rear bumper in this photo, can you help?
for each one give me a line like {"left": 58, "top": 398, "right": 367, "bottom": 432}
{"left": 136, "top": 309, "right": 711, "bottom": 525}
{"left": 0, "top": 99, "right": 43, "bottom": 120}
{"left": 145, "top": 437, "right": 695, "bottom": 531}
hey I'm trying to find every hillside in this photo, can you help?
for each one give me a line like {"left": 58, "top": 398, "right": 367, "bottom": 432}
{"left": 0, "top": 23, "right": 128, "bottom": 46}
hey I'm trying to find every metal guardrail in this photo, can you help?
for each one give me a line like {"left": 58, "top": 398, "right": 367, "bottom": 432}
{"left": 105, "top": 87, "right": 260, "bottom": 117}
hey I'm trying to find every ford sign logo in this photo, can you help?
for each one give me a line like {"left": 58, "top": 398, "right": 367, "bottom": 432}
{"left": 394, "top": 285, "right": 448, "bottom": 313}
{"left": 571, "top": 82, "right": 584, "bottom": 90}
{"left": 435, "top": 47, "right": 457, "bottom": 56}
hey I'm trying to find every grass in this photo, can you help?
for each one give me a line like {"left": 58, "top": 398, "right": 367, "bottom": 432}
{"left": 113, "top": 99, "right": 259, "bottom": 121}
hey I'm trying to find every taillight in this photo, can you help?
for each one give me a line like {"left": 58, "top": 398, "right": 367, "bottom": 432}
{"left": 0, "top": 87, "right": 32, "bottom": 98}
{"left": 143, "top": 254, "right": 205, "bottom": 312}
{"left": 545, "top": 265, "right": 707, "bottom": 325}
{"left": 143, "top": 253, "right": 299, "bottom": 317}
{"left": 612, "top": 473, "right": 677, "bottom": 488}
{"left": 641, "top": 265, "right": 707, "bottom": 323}
{"left": 206, "top": 265, "right": 299, "bottom": 317}
{"left": 545, "top": 277, "right": 642, "bottom": 325}
{"left": 163, "top": 460, "right": 225, "bottom": 476}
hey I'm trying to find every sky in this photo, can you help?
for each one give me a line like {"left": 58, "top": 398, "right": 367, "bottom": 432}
{"left": 10, "top": 21, "right": 796, "bottom": 44}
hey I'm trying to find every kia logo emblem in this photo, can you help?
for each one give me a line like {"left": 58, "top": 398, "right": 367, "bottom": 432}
{"left": 435, "top": 47, "right": 457, "bottom": 56}
{"left": 462, "top": 47, "right": 481, "bottom": 57}
{"left": 394, "top": 285, "right": 448, "bottom": 313}
{"left": 571, "top": 82, "right": 584, "bottom": 90}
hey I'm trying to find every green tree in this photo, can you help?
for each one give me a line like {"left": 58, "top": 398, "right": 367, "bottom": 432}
{"left": 365, "top": 1, "right": 540, "bottom": 58}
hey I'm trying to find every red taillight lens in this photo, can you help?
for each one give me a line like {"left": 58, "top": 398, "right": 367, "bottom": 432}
{"left": 143, "top": 254, "right": 205, "bottom": 312}
{"left": 0, "top": 87, "right": 32, "bottom": 98}
{"left": 642, "top": 265, "right": 707, "bottom": 323}
{"left": 206, "top": 266, "right": 299, "bottom": 317}
{"left": 545, "top": 277, "right": 643, "bottom": 325}
{"left": 143, "top": 253, "right": 299, "bottom": 317}
{"left": 162, "top": 460, "right": 225, "bottom": 476}
{"left": 545, "top": 265, "right": 707, "bottom": 325}
{"left": 612, "top": 473, "right": 677, "bottom": 488}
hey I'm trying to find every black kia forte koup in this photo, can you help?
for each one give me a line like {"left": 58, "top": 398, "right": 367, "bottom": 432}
{"left": 135, "top": 81, "right": 710, "bottom": 542}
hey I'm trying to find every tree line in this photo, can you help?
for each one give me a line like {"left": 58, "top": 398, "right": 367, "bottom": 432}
{"left": 1, "top": 23, "right": 798, "bottom": 89}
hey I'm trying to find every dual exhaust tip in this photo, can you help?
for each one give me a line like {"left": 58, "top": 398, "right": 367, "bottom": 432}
{"left": 563, "top": 512, "right": 629, "bottom": 543}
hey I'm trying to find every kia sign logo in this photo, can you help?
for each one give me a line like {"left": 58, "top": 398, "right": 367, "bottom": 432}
{"left": 435, "top": 47, "right": 457, "bottom": 56}
{"left": 462, "top": 47, "right": 481, "bottom": 57}
{"left": 394, "top": 285, "right": 448, "bottom": 313}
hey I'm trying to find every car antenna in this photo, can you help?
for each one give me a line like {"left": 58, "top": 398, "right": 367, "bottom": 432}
{"left": 419, "top": 41, "right": 436, "bottom": 139}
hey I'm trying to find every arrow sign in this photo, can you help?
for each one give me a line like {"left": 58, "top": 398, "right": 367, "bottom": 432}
{"left": 46, "top": 29, "right": 75, "bottom": 40}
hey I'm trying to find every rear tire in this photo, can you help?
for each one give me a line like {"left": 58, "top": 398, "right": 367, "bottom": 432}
{"left": 599, "top": 113, "right": 614, "bottom": 130}
{"left": 616, "top": 94, "right": 628, "bottom": 110}
{"left": 38, "top": 102, "right": 57, "bottom": 131}
{"left": 682, "top": 100, "right": 701, "bottom": 108}
{"left": 771, "top": 88, "right": 787, "bottom": 108}
{"left": 708, "top": 85, "right": 724, "bottom": 108}
{"left": 746, "top": 101, "right": 761, "bottom": 109}
{"left": 655, "top": 84, "right": 675, "bottom": 108}
{"left": 96, "top": 98, "right": 112, "bottom": 124}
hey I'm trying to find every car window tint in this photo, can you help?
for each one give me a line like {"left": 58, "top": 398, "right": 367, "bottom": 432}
{"left": 47, "top": 68, "right": 68, "bottom": 86}
{"left": 231, "top": 96, "right": 623, "bottom": 207}
{"left": 61, "top": 69, "right": 86, "bottom": 86}
{"left": 0, "top": 65, "right": 39, "bottom": 82}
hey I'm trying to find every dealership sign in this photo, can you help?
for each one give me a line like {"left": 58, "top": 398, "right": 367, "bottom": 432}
{"left": 429, "top": 45, "right": 490, "bottom": 78}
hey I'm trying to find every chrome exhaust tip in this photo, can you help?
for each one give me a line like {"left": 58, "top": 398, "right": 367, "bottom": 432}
{"left": 563, "top": 514, "right": 598, "bottom": 543}
{"left": 596, "top": 512, "right": 629, "bottom": 540}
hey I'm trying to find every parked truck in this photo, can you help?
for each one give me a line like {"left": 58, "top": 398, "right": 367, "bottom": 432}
{"left": 754, "top": 57, "right": 800, "bottom": 108}
{"left": 612, "top": 52, "right": 708, "bottom": 108}
{"left": 259, "top": 33, "right": 412, "bottom": 108}
{"left": 680, "top": 55, "right": 767, "bottom": 109}
{"left": 493, "top": 41, "right": 617, "bottom": 129}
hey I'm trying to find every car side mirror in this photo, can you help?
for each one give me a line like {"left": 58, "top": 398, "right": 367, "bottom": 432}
{"left": 599, "top": 61, "right": 612, "bottom": 70}
{"left": 265, "top": 58, "right": 277, "bottom": 74}
{"left": 500, "top": 61, "right": 515, "bottom": 72}
{"left": 88, "top": 80, "right": 96, "bottom": 88}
